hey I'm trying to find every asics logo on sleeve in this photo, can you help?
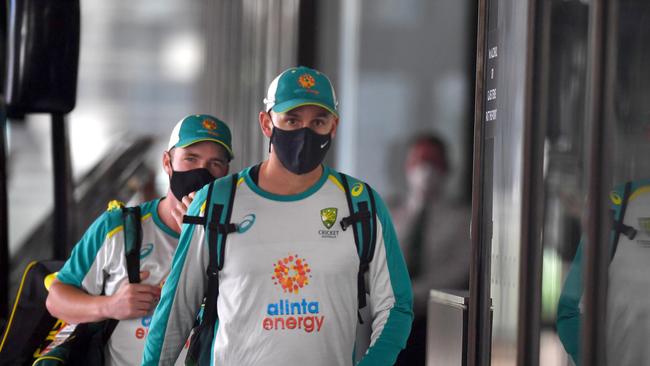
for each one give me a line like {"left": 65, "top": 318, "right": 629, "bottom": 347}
{"left": 351, "top": 183, "right": 364, "bottom": 197}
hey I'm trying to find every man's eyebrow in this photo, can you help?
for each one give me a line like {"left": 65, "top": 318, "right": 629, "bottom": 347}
{"left": 284, "top": 110, "right": 330, "bottom": 118}
{"left": 314, "top": 111, "right": 330, "bottom": 118}
{"left": 209, "top": 156, "right": 228, "bottom": 162}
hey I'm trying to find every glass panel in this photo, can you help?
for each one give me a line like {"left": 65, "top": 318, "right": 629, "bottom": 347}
{"left": 541, "top": 2, "right": 591, "bottom": 366}
{"left": 489, "top": 1, "right": 528, "bottom": 364}
{"left": 553, "top": 1, "right": 650, "bottom": 365}
{"left": 604, "top": 1, "right": 650, "bottom": 365}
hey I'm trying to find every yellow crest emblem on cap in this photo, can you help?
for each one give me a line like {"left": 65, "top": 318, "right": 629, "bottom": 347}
{"left": 298, "top": 74, "right": 316, "bottom": 89}
{"left": 203, "top": 119, "right": 218, "bottom": 130}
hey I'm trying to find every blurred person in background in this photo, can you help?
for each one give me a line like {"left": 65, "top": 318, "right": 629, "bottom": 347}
{"left": 390, "top": 134, "right": 471, "bottom": 365}
{"left": 45, "top": 114, "right": 233, "bottom": 366}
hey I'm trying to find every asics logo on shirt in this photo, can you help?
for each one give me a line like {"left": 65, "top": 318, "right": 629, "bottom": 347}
{"left": 140, "top": 243, "right": 154, "bottom": 259}
{"left": 237, "top": 214, "right": 256, "bottom": 233}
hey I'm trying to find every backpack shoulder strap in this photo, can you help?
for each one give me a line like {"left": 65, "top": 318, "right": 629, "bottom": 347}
{"left": 186, "top": 174, "right": 239, "bottom": 325}
{"left": 122, "top": 206, "right": 143, "bottom": 284}
{"left": 100, "top": 204, "right": 143, "bottom": 342}
{"left": 337, "top": 173, "right": 377, "bottom": 322}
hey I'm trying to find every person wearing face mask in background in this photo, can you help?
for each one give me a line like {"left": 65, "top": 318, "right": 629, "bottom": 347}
{"left": 143, "top": 66, "right": 413, "bottom": 366}
{"left": 389, "top": 134, "right": 471, "bottom": 366}
{"left": 45, "top": 114, "right": 233, "bottom": 366}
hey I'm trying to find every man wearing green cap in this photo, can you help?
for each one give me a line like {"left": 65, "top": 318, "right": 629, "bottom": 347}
{"left": 143, "top": 67, "right": 413, "bottom": 366}
{"left": 45, "top": 114, "right": 233, "bottom": 366}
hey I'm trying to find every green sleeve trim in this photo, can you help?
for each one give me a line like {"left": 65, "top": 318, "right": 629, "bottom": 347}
{"left": 556, "top": 239, "right": 584, "bottom": 365}
{"left": 56, "top": 210, "right": 122, "bottom": 288}
{"left": 358, "top": 188, "right": 414, "bottom": 366}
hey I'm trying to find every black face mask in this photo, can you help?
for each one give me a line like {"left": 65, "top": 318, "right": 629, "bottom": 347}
{"left": 169, "top": 167, "right": 216, "bottom": 200}
{"left": 270, "top": 126, "right": 331, "bottom": 175}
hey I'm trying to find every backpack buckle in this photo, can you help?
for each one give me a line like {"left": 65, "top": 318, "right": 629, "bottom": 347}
{"left": 206, "top": 265, "right": 219, "bottom": 277}
{"left": 340, "top": 211, "right": 370, "bottom": 231}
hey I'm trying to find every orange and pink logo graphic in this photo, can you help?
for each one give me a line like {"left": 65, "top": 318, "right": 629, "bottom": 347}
{"left": 272, "top": 254, "right": 311, "bottom": 294}
{"left": 298, "top": 74, "right": 316, "bottom": 89}
{"left": 202, "top": 119, "right": 218, "bottom": 130}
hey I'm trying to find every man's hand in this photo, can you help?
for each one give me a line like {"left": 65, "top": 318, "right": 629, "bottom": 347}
{"left": 104, "top": 271, "right": 162, "bottom": 320}
{"left": 46, "top": 271, "right": 162, "bottom": 324}
{"left": 171, "top": 192, "right": 195, "bottom": 230}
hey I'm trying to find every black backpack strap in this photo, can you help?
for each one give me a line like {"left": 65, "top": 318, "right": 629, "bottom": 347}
{"left": 203, "top": 173, "right": 238, "bottom": 327}
{"left": 101, "top": 206, "right": 143, "bottom": 342}
{"left": 365, "top": 182, "right": 378, "bottom": 264}
{"left": 339, "top": 174, "right": 377, "bottom": 324}
{"left": 183, "top": 215, "right": 207, "bottom": 225}
{"left": 122, "top": 206, "right": 143, "bottom": 284}
{"left": 611, "top": 181, "right": 636, "bottom": 260}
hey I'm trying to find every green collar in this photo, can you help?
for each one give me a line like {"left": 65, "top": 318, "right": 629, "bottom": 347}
{"left": 152, "top": 198, "right": 180, "bottom": 239}
{"left": 243, "top": 164, "right": 330, "bottom": 202}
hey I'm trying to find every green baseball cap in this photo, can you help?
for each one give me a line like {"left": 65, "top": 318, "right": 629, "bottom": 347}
{"left": 263, "top": 66, "right": 338, "bottom": 117}
{"left": 167, "top": 114, "right": 234, "bottom": 160}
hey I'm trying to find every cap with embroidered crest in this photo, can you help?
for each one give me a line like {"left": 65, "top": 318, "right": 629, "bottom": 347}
{"left": 167, "top": 114, "right": 233, "bottom": 160}
{"left": 263, "top": 66, "right": 338, "bottom": 117}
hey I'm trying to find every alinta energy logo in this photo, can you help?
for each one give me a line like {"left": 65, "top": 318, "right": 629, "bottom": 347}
{"left": 319, "top": 207, "right": 339, "bottom": 239}
{"left": 263, "top": 254, "right": 325, "bottom": 333}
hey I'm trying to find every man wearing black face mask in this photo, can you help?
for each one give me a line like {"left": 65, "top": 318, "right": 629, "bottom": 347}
{"left": 46, "top": 114, "right": 232, "bottom": 366}
{"left": 144, "top": 67, "right": 413, "bottom": 366}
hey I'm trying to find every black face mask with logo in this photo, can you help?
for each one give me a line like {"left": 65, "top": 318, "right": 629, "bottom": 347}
{"left": 169, "top": 165, "right": 216, "bottom": 200}
{"left": 270, "top": 126, "right": 331, "bottom": 175}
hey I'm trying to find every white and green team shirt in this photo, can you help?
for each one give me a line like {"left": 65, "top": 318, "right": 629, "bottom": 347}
{"left": 143, "top": 165, "right": 413, "bottom": 366}
{"left": 56, "top": 198, "right": 189, "bottom": 366}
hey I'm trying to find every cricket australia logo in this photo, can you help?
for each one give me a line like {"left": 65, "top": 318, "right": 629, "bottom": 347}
{"left": 319, "top": 207, "right": 339, "bottom": 239}
{"left": 320, "top": 208, "right": 337, "bottom": 229}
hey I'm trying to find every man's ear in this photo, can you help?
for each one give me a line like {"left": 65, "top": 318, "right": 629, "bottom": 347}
{"left": 330, "top": 116, "right": 340, "bottom": 138}
{"left": 259, "top": 111, "right": 273, "bottom": 138}
{"left": 162, "top": 151, "right": 173, "bottom": 176}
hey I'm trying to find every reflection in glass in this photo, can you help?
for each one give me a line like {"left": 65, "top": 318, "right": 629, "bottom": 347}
{"left": 540, "top": 1, "right": 590, "bottom": 366}
{"left": 556, "top": 1, "right": 650, "bottom": 365}
{"left": 605, "top": 1, "right": 650, "bottom": 365}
